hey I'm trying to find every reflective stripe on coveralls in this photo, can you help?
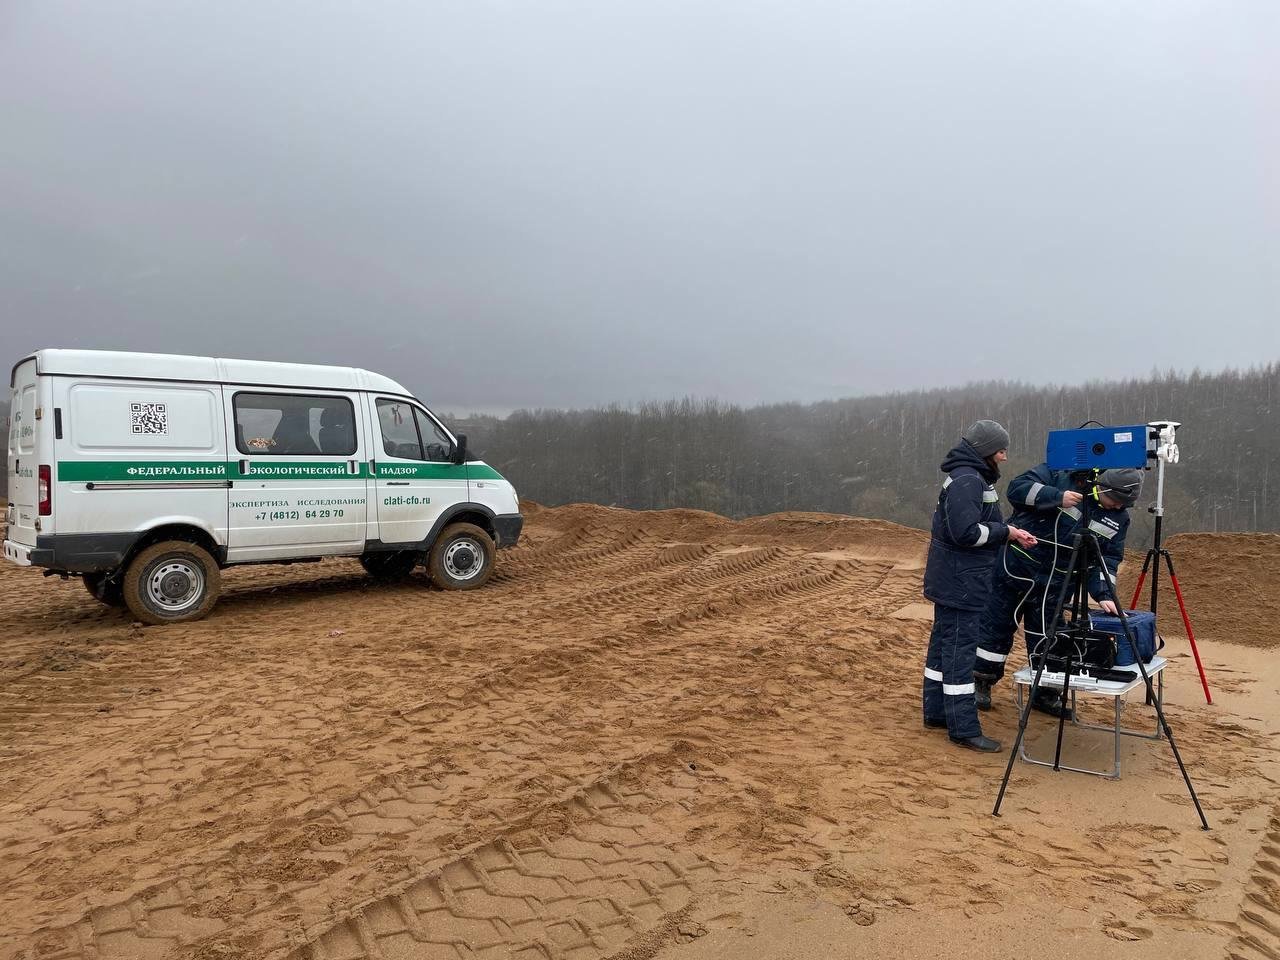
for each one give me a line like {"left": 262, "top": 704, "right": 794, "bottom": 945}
{"left": 943, "top": 475, "right": 999, "bottom": 504}
{"left": 924, "top": 667, "right": 976, "bottom": 694}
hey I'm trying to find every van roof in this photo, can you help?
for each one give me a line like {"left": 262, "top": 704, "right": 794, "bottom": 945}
{"left": 13, "top": 349, "right": 414, "bottom": 397}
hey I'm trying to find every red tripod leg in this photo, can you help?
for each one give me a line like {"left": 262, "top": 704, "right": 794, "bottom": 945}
{"left": 1130, "top": 550, "right": 1154, "bottom": 610}
{"left": 1168, "top": 572, "right": 1212, "bottom": 705}
{"left": 1130, "top": 571, "right": 1147, "bottom": 610}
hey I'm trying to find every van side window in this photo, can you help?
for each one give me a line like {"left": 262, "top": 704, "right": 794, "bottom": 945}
{"left": 233, "top": 393, "right": 356, "bottom": 456}
{"left": 415, "top": 409, "right": 453, "bottom": 462}
{"left": 376, "top": 399, "right": 424, "bottom": 460}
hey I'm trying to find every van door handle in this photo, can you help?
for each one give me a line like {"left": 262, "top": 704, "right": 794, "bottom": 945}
{"left": 386, "top": 481, "right": 410, "bottom": 486}
{"left": 238, "top": 459, "right": 249, "bottom": 475}
{"left": 349, "top": 459, "right": 357, "bottom": 474}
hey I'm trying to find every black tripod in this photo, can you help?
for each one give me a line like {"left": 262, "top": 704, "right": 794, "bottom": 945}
{"left": 992, "top": 482, "right": 1210, "bottom": 829}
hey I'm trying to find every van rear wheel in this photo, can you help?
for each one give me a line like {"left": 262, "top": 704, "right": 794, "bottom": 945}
{"left": 428, "top": 523, "right": 494, "bottom": 590}
{"left": 122, "top": 541, "right": 221, "bottom": 625}
{"left": 83, "top": 572, "right": 124, "bottom": 608}
{"left": 360, "top": 550, "right": 420, "bottom": 581}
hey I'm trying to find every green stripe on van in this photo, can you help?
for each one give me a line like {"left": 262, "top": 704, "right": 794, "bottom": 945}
{"left": 243, "top": 461, "right": 370, "bottom": 479}
{"left": 372, "top": 462, "right": 467, "bottom": 479}
{"left": 59, "top": 461, "right": 232, "bottom": 482}
{"left": 57, "top": 460, "right": 503, "bottom": 482}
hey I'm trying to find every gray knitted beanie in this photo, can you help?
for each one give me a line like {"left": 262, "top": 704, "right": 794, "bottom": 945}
{"left": 963, "top": 420, "right": 1010, "bottom": 459}
{"left": 1098, "top": 468, "right": 1144, "bottom": 507}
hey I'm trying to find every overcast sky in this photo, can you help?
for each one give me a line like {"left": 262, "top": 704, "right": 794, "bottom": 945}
{"left": 1, "top": 1, "right": 1276, "bottom": 413}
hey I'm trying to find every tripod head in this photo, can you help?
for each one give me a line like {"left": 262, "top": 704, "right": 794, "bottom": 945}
{"left": 1147, "top": 420, "right": 1181, "bottom": 518}
{"left": 1149, "top": 421, "right": 1181, "bottom": 464}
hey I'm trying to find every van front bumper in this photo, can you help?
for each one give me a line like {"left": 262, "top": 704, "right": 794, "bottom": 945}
{"left": 4, "top": 539, "right": 52, "bottom": 567}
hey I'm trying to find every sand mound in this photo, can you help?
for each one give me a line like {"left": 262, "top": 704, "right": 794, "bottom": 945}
{"left": 0, "top": 504, "right": 1276, "bottom": 960}
{"left": 1128, "top": 533, "right": 1280, "bottom": 648}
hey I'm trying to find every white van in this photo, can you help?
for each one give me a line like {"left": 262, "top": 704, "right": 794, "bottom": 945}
{"left": 4, "top": 349, "right": 522, "bottom": 624}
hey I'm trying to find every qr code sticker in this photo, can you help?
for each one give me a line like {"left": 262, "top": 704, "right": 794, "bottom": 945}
{"left": 130, "top": 402, "right": 168, "bottom": 435}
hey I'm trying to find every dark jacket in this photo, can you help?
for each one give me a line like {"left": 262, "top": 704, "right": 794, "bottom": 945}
{"left": 923, "top": 441, "right": 1009, "bottom": 611}
{"left": 1000, "top": 463, "right": 1131, "bottom": 601}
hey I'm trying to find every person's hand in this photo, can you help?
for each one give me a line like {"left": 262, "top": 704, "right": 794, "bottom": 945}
{"left": 1061, "top": 490, "right": 1083, "bottom": 509}
{"left": 1008, "top": 525, "right": 1037, "bottom": 548}
{"left": 1096, "top": 599, "right": 1118, "bottom": 615}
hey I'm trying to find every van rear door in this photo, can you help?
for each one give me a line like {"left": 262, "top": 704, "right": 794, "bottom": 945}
{"left": 6, "top": 358, "right": 40, "bottom": 549}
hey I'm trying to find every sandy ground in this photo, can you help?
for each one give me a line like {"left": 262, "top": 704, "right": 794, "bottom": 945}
{"left": 1, "top": 504, "right": 1277, "bottom": 960}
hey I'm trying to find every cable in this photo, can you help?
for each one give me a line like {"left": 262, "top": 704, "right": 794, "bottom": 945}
{"left": 1027, "top": 509, "right": 1068, "bottom": 666}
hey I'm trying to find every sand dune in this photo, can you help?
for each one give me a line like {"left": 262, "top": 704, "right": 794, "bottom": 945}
{"left": 1, "top": 505, "right": 1277, "bottom": 960}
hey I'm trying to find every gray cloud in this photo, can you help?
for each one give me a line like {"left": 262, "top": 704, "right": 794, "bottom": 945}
{"left": 2, "top": 0, "right": 1277, "bottom": 413}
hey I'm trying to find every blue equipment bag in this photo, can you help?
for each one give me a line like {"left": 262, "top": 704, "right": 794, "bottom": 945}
{"left": 1090, "top": 610, "right": 1160, "bottom": 666}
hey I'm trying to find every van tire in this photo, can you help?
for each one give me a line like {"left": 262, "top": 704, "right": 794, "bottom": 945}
{"left": 360, "top": 551, "right": 420, "bottom": 581}
{"left": 122, "top": 541, "right": 221, "bottom": 625}
{"left": 83, "top": 572, "right": 125, "bottom": 608}
{"left": 428, "top": 523, "right": 494, "bottom": 590}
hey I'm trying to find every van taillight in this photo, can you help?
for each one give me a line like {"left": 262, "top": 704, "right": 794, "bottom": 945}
{"left": 38, "top": 464, "right": 52, "bottom": 516}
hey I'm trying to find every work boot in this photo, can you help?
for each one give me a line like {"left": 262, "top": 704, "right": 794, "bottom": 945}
{"left": 950, "top": 734, "right": 1002, "bottom": 753}
{"left": 1031, "top": 691, "right": 1075, "bottom": 721}
{"left": 975, "top": 677, "right": 993, "bottom": 712}
{"left": 923, "top": 717, "right": 947, "bottom": 730}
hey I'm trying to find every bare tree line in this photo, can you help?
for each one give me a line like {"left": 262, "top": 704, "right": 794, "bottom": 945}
{"left": 4, "top": 364, "right": 1274, "bottom": 540}
{"left": 455, "top": 364, "right": 1280, "bottom": 540}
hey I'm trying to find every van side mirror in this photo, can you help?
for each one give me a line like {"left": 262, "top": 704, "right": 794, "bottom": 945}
{"left": 451, "top": 433, "right": 468, "bottom": 465}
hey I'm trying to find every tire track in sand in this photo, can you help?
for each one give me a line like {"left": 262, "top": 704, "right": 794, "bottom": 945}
{"left": 17, "top": 550, "right": 894, "bottom": 959}
{"left": 291, "top": 762, "right": 718, "bottom": 960}
{"left": 1227, "top": 805, "right": 1280, "bottom": 960}
{"left": 34, "top": 751, "right": 719, "bottom": 960}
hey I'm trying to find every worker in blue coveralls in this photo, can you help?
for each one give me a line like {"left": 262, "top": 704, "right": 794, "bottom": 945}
{"left": 973, "top": 465, "right": 1144, "bottom": 718}
{"left": 923, "top": 421, "right": 1038, "bottom": 752}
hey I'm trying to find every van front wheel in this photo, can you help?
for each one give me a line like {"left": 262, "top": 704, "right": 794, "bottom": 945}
{"left": 428, "top": 523, "right": 494, "bottom": 590}
{"left": 122, "top": 541, "right": 222, "bottom": 625}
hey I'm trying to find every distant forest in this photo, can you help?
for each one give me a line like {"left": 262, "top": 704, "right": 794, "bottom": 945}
{"left": 4, "top": 365, "right": 1276, "bottom": 539}
{"left": 455, "top": 364, "right": 1280, "bottom": 540}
